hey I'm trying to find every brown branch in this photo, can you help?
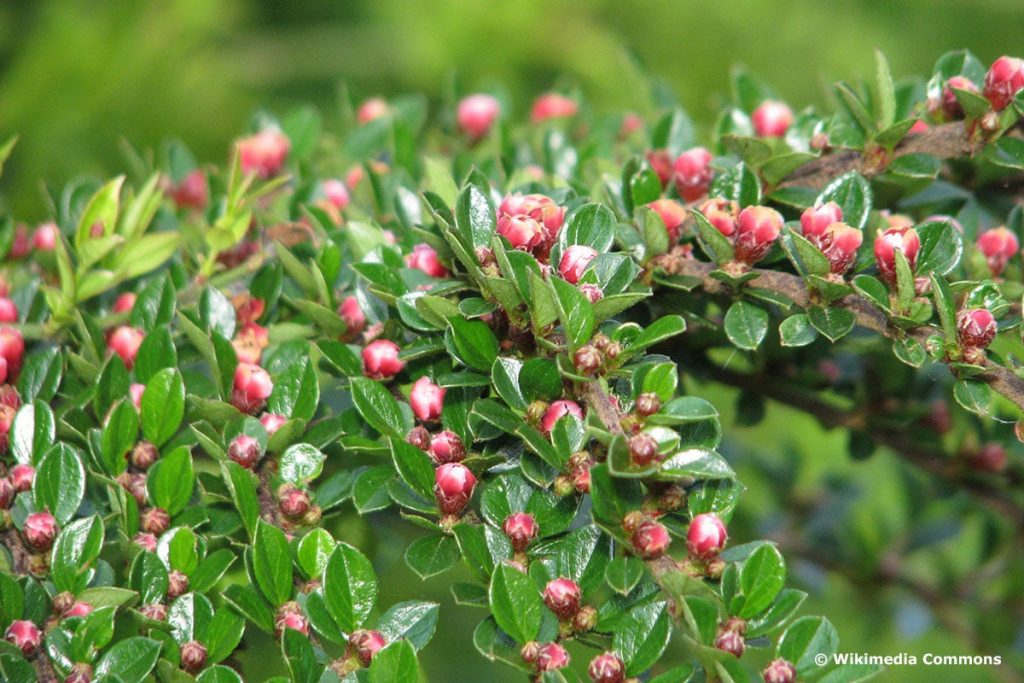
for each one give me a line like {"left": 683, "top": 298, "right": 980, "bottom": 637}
{"left": 671, "top": 259, "right": 1024, "bottom": 416}
{"left": 579, "top": 380, "right": 625, "bottom": 436}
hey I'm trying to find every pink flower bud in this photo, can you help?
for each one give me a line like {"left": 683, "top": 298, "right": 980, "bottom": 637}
{"left": 129, "top": 383, "right": 146, "bottom": 411}
{"left": 699, "top": 198, "right": 739, "bottom": 238}
{"left": 687, "top": 513, "right": 728, "bottom": 559}
{"left": 113, "top": 292, "right": 136, "bottom": 315}
{"left": 984, "top": 56, "right": 1024, "bottom": 111}
{"left": 9, "top": 225, "right": 30, "bottom": 259}
{"left": 559, "top": 245, "right": 598, "bottom": 284}
{"left": 588, "top": 652, "right": 626, "bottom": 683}
{"left": 714, "top": 628, "right": 745, "bottom": 657}
{"left": 357, "top": 98, "right": 389, "bottom": 125}
{"left": 941, "top": 75, "right": 979, "bottom": 120}
{"left": 180, "top": 640, "right": 208, "bottom": 674}
{"left": 107, "top": 326, "right": 145, "bottom": 370}
{"left": 275, "top": 611, "right": 310, "bottom": 638}
{"left": 260, "top": 413, "right": 287, "bottom": 435}
{"left": 362, "top": 339, "right": 404, "bottom": 380}
{"left": 543, "top": 578, "right": 582, "bottom": 620}
{"left": 232, "top": 363, "right": 274, "bottom": 414}
{"left": 434, "top": 463, "right": 476, "bottom": 515}
{"left": 531, "top": 93, "right": 578, "bottom": 123}
{"left": 573, "top": 345, "right": 602, "bottom": 376}
{"left": 763, "top": 658, "right": 798, "bottom": 683}
{"left": 338, "top": 296, "right": 366, "bottom": 335}
{"left": 63, "top": 601, "right": 94, "bottom": 619}
{"left": 957, "top": 308, "right": 997, "bottom": 349}
{"left": 457, "top": 94, "right": 501, "bottom": 140}
{"left": 0, "top": 297, "right": 18, "bottom": 323}
{"left": 628, "top": 432, "right": 659, "bottom": 467}
{"left": 909, "top": 120, "right": 929, "bottom": 134}
{"left": 9, "top": 464, "right": 35, "bottom": 492}
{"left": 232, "top": 322, "right": 270, "bottom": 365}
{"left": 631, "top": 520, "right": 670, "bottom": 559}
{"left": 497, "top": 214, "right": 545, "bottom": 251}
{"left": 502, "top": 512, "right": 538, "bottom": 553}
{"left": 820, "top": 223, "right": 864, "bottom": 275}
{"left": 428, "top": 430, "right": 467, "bottom": 465}
{"left": 619, "top": 113, "right": 643, "bottom": 138}
{"left": 976, "top": 227, "right": 1019, "bottom": 276}
{"left": 647, "top": 199, "right": 688, "bottom": 243}
{"left": 32, "top": 222, "right": 58, "bottom": 251}
{"left": 579, "top": 283, "right": 603, "bottom": 304}
{"left": 228, "top": 434, "right": 261, "bottom": 469}
{"left": 141, "top": 507, "right": 171, "bottom": 536}
{"left": 279, "top": 486, "right": 311, "bottom": 520}
{"left": 0, "top": 478, "right": 13, "bottom": 510}
{"left": 734, "top": 206, "right": 783, "bottom": 265}
{"left": 130, "top": 441, "right": 158, "bottom": 470}
{"left": 540, "top": 400, "right": 583, "bottom": 435}
{"left": 134, "top": 532, "right": 158, "bottom": 553}
{"left": 0, "top": 327, "right": 24, "bottom": 380}
{"left": 65, "top": 663, "right": 93, "bottom": 683}
{"left": 645, "top": 150, "right": 674, "bottom": 187}
{"left": 349, "top": 629, "right": 387, "bottom": 666}
{"left": 407, "top": 425, "right": 431, "bottom": 451}
{"left": 172, "top": 170, "right": 208, "bottom": 211}
{"left": 4, "top": 620, "right": 41, "bottom": 656}
{"left": 972, "top": 442, "right": 1007, "bottom": 473}
{"left": 673, "top": 147, "right": 714, "bottom": 202}
{"left": 874, "top": 226, "right": 920, "bottom": 285}
{"left": 237, "top": 128, "right": 291, "bottom": 179}
{"left": 635, "top": 393, "right": 661, "bottom": 417}
{"left": 23, "top": 511, "right": 58, "bottom": 551}
{"left": 405, "top": 243, "right": 449, "bottom": 278}
{"left": 140, "top": 603, "right": 167, "bottom": 622}
{"left": 167, "top": 570, "right": 190, "bottom": 600}
{"left": 800, "top": 202, "right": 844, "bottom": 245}
{"left": 410, "top": 376, "right": 446, "bottom": 422}
{"left": 535, "top": 642, "right": 571, "bottom": 672}
{"left": 752, "top": 100, "right": 793, "bottom": 137}
{"left": 322, "top": 179, "right": 350, "bottom": 210}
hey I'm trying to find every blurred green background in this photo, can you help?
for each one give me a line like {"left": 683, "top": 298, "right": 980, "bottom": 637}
{"left": 2, "top": 1, "right": 1022, "bottom": 680}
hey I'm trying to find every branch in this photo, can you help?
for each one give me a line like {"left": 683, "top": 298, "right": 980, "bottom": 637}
{"left": 670, "top": 259, "right": 1024, "bottom": 415}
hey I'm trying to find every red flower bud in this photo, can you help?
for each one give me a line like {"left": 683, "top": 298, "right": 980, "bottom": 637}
{"left": 497, "top": 214, "right": 545, "bottom": 252}
{"left": 410, "top": 376, "right": 446, "bottom": 422}
{"left": 63, "top": 601, "right": 93, "bottom": 619}
{"left": 112, "top": 292, "right": 136, "bottom": 315}
{"left": 237, "top": 128, "right": 291, "bottom": 179}
{"left": 734, "top": 206, "right": 783, "bottom": 265}
{"left": 820, "top": 223, "right": 864, "bottom": 275}
{"left": 535, "top": 642, "right": 571, "bottom": 672}
{"left": 0, "top": 327, "right": 23, "bottom": 381}
{"left": 631, "top": 520, "right": 670, "bottom": 559}
{"left": 4, "top": 620, "right": 41, "bottom": 656}
{"left": 800, "top": 202, "right": 843, "bottom": 245}
{"left": 687, "top": 512, "right": 728, "bottom": 560}
{"left": 172, "top": 170, "right": 208, "bottom": 211}
{"left": 9, "top": 463, "right": 35, "bottom": 492}
{"left": 232, "top": 363, "right": 274, "bottom": 414}
{"left": 260, "top": 413, "right": 287, "bottom": 435}
{"left": 279, "top": 486, "right": 312, "bottom": 520}
{"left": 752, "top": 100, "right": 793, "bottom": 137}
{"left": 673, "top": 147, "right": 714, "bottom": 202}
{"left": 134, "top": 532, "right": 158, "bottom": 553}
{"left": 140, "top": 603, "right": 167, "bottom": 622}
{"left": 0, "top": 297, "right": 18, "bottom": 323}
{"left": 502, "top": 512, "right": 539, "bottom": 553}
{"left": 129, "top": 383, "right": 145, "bottom": 411}
{"left": 540, "top": 400, "right": 583, "bottom": 435}
{"left": 338, "top": 296, "right": 366, "bottom": 335}
{"left": 406, "top": 425, "right": 432, "bottom": 451}
{"left": 357, "top": 98, "right": 389, "bottom": 124}
{"left": 619, "top": 113, "right": 643, "bottom": 138}
{"left": 428, "top": 430, "right": 465, "bottom": 465}
{"left": 24, "top": 511, "right": 58, "bottom": 551}
{"left": 628, "top": 432, "right": 659, "bottom": 466}
{"left": 559, "top": 245, "right": 598, "bottom": 284}
{"left": 275, "top": 611, "right": 310, "bottom": 638}
{"left": 647, "top": 199, "right": 688, "bottom": 243}
{"left": 140, "top": 507, "right": 171, "bottom": 536}
{"left": 531, "top": 93, "right": 578, "bottom": 123}
{"left": 65, "top": 663, "right": 94, "bottom": 683}
{"left": 972, "top": 442, "right": 1007, "bottom": 473}
{"left": 635, "top": 393, "right": 661, "bottom": 417}
{"left": 362, "top": 340, "right": 404, "bottom": 380}
{"left": 543, "top": 577, "right": 582, "bottom": 620}
{"left": 984, "top": 56, "right": 1024, "bottom": 111}
{"left": 957, "top": 308, "right": 997, "bottom": 349}
{"left": 405, "top": 243, "right": 449, "bottom": 278}
{"left": 118, "top": 472, "right": 149, "bottom": 506}
{"left": 322, "top": 179, "right": 350, "bottom": 210}
{"left": 349, "top": 629, "right": 387, "bottom": 666}
{"left": 434, "top": 463, "right": 476, "bottom": 515}
{"left": 131, "top": 441, "right": 159, "bottom": 470}
{"left": 579, "top": 283, "right": 603, "bottom": 303}
{"left": 228, "top": 434, "right": 261, "bottom": 469}
{"left": 232, "top": 322, "right": 270, "bottom": 365}
{"left": 645, "top": 150, "right": 674, "bottom": 187}
{"left": 874, "top": 226, "right": 920, "bottom": 285}
{"left": 573, "top": 345, "right": 602, "bottom": 376}
{"left": 714, "top": 628, "right": 745, "bottom": 657}
{"left": 763, "top": 658, "right": 798, "bottom": 683}
{"left": 457, "top": 94, "right": 501, "bottom": 140}
{"left": 167, "top": 570, "right": 190, "bottom": 600}
{"left": 180, "top": 640, "right": 208, "bottom": 674}
{"left": 976, "top": 227, "right": 1019, "bottom": 276}
{"left": 940, "top": 75, "right": 979, "bottom": 119}
{"left": 699, "top": 198, "right": 739, "bottom": 238}
{"left": 9, "top": 224, "right": 31, "bottom": 259}
{"left": 107, "top": 326, "right": 145, "bottom": 370}
{"left": 33, "top": 222, "right": 58, "bottom": 251}
{"left": 588, "top": 652, "right": 626, "bottom": 683}
{"left": 0, "top": 477, "right": 13, "bottom": 509}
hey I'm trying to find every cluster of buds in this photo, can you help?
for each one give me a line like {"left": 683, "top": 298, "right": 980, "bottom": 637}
{"left": 521, "top": 641, "right": 571, "bottom": 673}
{"left": 107, "top": 325, "right": 145, "bottom": 369}
{"left": 232, "top": 321, "right": 270, "bottom": 365}
{"left": 457, "top": 93, "right": 501, "bottom": 141}
{"left": 405, "top": 243, "right": 449, "bottom": 279}
{"left": 531, "top": 93, "right": 578, "bottom": 123}
{"left": 237, "top": 127, "right": 291, "bottom": 179}
{"left": 874, "top": 225, "right": 920, "bottom": 287}
{"left": 956, "top": 307, "right": 997, "bottom": 364}
{"left": 976, "top": 227, "right": 1019, "bottom": 276}
{"left": 628, "top": 432, "right": 660, "bottom": 467}
{"left": 0, "top": 295, "right": 18, "bottom": 324}
{"left": 573, "top": 336, "right": 620, "bottom": 377}
{"left": 496, "top": 193, "right": 566, "bottom": 260}
{"left": 983, "top": 56, "right": 1024, "bottom": 111}
{"left": 699, "top": 200, "right": 783, "bottom": 266}
{"left": 117, "top": 472, "right": 148, "bottom": 507}
{"left": 553, "top": 450, "right": 594, "bottom": 496}
{"left": 646, "top": 147, "right": 714, "bottom": 205}
{"left": 623, "top": 512, "right": 671, "bottom": 560}
{"left": 714, "top": 617, "right": 747, "bottom": 658}
{"left": 751, "top": 100, "right": 794, "bottom": 137}
{"left": 434, "top": 463, "right": 476, "bottom": 520}
{"left": 357, "top": 97, "right": 389, "bottom": 124}
{"left": 930, "top": 75, "right": 979, "bottom": 121}
{"left": 6, "top": 221, "right": 61, "bottom": 260}
{"left": 232, "top": 362, "right": 274, "bottom": 414}
{"left": 362, "top": 339, "right": 404, "bottom": 380}
{"left": 800, "top": 202, "right": 864, "bottom": 276}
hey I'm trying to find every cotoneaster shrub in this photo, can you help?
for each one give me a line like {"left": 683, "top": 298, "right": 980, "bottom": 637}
{"left": 1, "top": 49, "right": 1023, "bottom": 682}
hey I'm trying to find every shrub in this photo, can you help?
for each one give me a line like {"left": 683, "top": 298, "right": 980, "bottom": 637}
{"left": 0, "top": 49, "right": 1022, "bottom": 682}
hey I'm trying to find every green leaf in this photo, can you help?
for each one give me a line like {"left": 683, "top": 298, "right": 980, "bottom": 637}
{"left": 692, "top": 210, "right": 735, "bottom": 264}
{"left": 852, "top": 275, "right": 890, "bottom": 311}
{"left": 724, "top": 301, "right": 769, "bottom": 350}
{"left": 323, "top": 542, "right": 378, "bottom": 631}
{"left": 736, "top": 545, "right": 786, "bottom": 618}
{"left": 550, "top": 277, "right": 594, "bottom": 351}
{"left": 519, "top": 359, "right": 563, "bottom": 402}
{"left": 391, "top": 439, "right": 437, "bottom": 501}
{"left": 34, "top": 444, "right": 85, "bottom": 525}
{"left": 488, "top": 563, "right": 542, "bottom": 644}
{"left": 221, "top": 461, "right": 260, "bottom": 539}
{"left": 100, "top": 399, "right": 138, "bottom": 476}
{"left": 874, "top": 49, "right": 896, "bottom": 129}
{"left": 491, "top": 357, "right": 527, "bottom": 411}
{"left": 253, "top": 520, "right": 294, "bottom": 607}
{"left": 147, "top": 446, "right": 194, "bottom": 516}
{"left": 268, "top": 356, "right": 320, "bottom": 421}
{"left": 405, "top": 534, "right": 460, "bottom": 579}
{"left": 892, "top": 337, "right": 926, "bottom": 367}
{"left": 781, "top": 228, "right": 830, "bottom": 277}
{"left": 709, "top": 162, "right": 761, "bottom": 207}
{"left": 95, "top": 637, "right": 161, "bottom": 683}
{"left": 779, "top": 314, "right": 818, "bottom": 347}
{"left": 622, "top": 315, "right": 687, "bottom": 357}
{"left": 94, "top": 355, "right": 130, "bottom": 420}
{"left": 931, "top": 274, "right": 957, "bottom": 344}
{"left": 133, "top": 326, "right": 177, "bottom": 384}
{"left": 282, "top": 627, "right": 320, "bottom": 683}
{"left": 140, "top": 367, "right": 185, "bottom": 447}
{"left": 377, "top": 601, "right": 440, "bottom": 651}
{"left": 279, "top": 443, "right": 326, "bottom": 485}
{"left": 808, "top": 306, "right": 856, "bottom": 342}
{"left": 561, "top": 203, "right": 616, "bottom": 253}
{"left": 17, "top": 346, "right": 63, "bottom": 402}
{"left": 350, "top": 377, "right": 408, "bottom": 438}
{"left": 613, "top": 602, "right": 673, "bottom": 676}
{"left": 75, "top": 176, "right": 124, "bottom": 250}
{"left": 51, "top": 515, "right": 105, "bottom": 594}
{"left": 449, "top": 317, "right": 500, "bottom": 371}
{"left": 197, "top": 666, "right": 244, "bottom": 683}
{"left": 0, "top": 573, "right": 23, "bottom": 628}
{"left": 778, "top": 616, "right": 839, "bottom": 676}
{"left": 11, "top": 401, "right": 56, "bottom": 466}
{"left": 605, "top": 556, "right": 646, "bottom": 596}
{"left": 953, "top": 379, "right": 991, "bottom": 416}
{"left": 455, "top": 183, "right": 496, "bottom": 252}
{"left": 915, "top": 220, "right": 963, "bottom": 276}
{"left": 206, "top": 609, "right": 246, "bottom": 663}
{"left": 369, "top": 640, "right": 419, "bottom": 683}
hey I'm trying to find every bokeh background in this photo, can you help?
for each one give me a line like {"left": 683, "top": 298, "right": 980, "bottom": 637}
{"left": 1, "top": 1, "right": 1022, "bottom": 680}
